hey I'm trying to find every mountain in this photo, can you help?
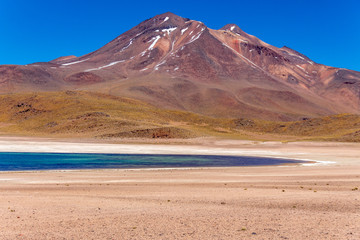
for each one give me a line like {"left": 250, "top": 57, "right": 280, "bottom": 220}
{"left": 1, "top": 12, "right": 359, "bottom": 121}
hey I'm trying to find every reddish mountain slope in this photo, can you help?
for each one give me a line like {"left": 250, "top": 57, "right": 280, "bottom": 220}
{"left": 1, "top": 12, "right": 359, "bottom": 120}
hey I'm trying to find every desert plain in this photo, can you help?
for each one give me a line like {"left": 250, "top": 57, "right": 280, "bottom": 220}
{"left": 0, "top": 137, "right": 359, "bottom": 239}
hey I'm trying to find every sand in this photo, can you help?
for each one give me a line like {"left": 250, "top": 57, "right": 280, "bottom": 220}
{"left": 0, "top": 137, "right": 359, "bottom": 239}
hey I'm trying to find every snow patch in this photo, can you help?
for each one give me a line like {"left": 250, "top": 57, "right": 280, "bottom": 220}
{"left": 181, "top": 27, "right": 189, "bottom": 35}
{"left": 236, "top": 38, "right": 247, "bottom": 43}
{"left": 162, "top": 27, "right": 177, "bottom": 35}
{"left": 62, "top": 58, "right": 89, "bottom": 66}
{"left": 230, "top": 26, "right": 235, "bottom": 31}
{"left": 162, "top": 17, "right": 169, "bottom": 23}
{"left": 174, "top": 67, "right": 179, "bottom": 71}
{"left": 296, "top": 65, "right": 306, "bottom": 71}
{"left": 120, "top": 39, "right": 133, "bottom": 52}
{"left": 135, "top": 32, "right": 143, "bottom": 37}
{"left": 308, "top": 61, "right": 314, "bottom": 65}
{"left": 148, "top": 36, "right": 161, "bottom": 50}
{"left": 84, "top": 60, "right": 125, "bottom": 72}
{"left": 186, "top": 28, "right": 205, "bottom": 44}
{"left": 189, "top": 32, "right": 202, "bottom": 43}
{"left": 155, "top": 60, "right": 166, "bottom": 68}
{"left": 140, "top": 68, "right": 148, "bottom": 72}
{"left": 286, "top": 51, "right": 307, "bottom": 61}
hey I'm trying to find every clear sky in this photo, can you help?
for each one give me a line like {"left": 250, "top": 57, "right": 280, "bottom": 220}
{"left": 1, "top": 0, "right": 359, "bottom": 71}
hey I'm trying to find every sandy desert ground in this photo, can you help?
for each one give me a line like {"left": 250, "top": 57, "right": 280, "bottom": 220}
{"left": 0, "top": 137, "right": 359, "bottom": 239}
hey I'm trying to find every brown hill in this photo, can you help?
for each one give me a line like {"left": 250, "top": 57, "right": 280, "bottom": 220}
{"left": 0, "top": 91, "right": 359, "bottom": 142}
{"left": 0, "top": 12, "right": 359, "bottom": 121}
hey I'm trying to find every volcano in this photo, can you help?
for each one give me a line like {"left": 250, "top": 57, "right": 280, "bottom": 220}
{"left": 1, "top": 12, "right": 359, "bottom": 121}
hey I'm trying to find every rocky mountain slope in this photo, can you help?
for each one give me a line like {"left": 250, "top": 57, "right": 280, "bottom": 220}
{"left": 1, "top": 12, "right": 359, "bottom": 121}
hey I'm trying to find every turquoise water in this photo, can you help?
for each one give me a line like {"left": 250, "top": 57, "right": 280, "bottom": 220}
{"left": 0, "top": 152, "right": 303, "bottom": 171}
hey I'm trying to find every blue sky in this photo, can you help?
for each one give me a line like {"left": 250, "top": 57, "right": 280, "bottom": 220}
{"left": 1, "top": 0, "right": 359, "bottom": 71}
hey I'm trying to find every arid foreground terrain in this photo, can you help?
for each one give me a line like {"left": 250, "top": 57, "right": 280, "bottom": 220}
{"left": 0, "top": 138, "right": 359, "bottom": 239}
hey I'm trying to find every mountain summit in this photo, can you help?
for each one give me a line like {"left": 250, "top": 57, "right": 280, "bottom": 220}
{"left": 1, "top": 12, "right": 359, "bottom": 120}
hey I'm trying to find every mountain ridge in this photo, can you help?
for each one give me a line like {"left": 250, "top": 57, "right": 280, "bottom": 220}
{"left": 1, "top": 12, "right": 359, "bottom": 121}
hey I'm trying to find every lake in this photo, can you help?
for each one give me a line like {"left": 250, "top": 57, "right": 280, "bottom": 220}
{"left": 0, "top": 152, "right": 304, "bottom": 171}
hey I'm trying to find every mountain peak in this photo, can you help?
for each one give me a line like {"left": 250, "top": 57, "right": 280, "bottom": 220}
{"left": 156, "top": 12, "right": 179, "bottom": 18}
{"left": 147, "top": 12, "right": 187, "bottom": 27}
{"left": 220, "top": 24, "right": 246, "bottom": 36}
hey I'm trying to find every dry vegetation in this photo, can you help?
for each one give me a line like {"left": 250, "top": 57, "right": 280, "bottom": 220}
{"left": 0, "top": 91, "right": 359, "bottom": 142}
{"left": 0, "top": 91, "right": 235, "bottom": 139}
{"left": 233, "top": 114, "right": 360, "bottom": 142}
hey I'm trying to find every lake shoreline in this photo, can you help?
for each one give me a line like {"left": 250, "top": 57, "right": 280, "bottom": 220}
{"left": 0, "top": 136, "right": 358, "bottom": 166}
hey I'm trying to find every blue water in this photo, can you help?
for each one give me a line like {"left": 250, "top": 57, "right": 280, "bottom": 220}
{"left": 0, "top": 152, "right": 303, "bottom": 171}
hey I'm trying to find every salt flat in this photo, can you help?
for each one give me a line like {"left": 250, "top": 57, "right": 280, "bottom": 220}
{"left": 0, "top": 137, "right": 359, "bottom": 239}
